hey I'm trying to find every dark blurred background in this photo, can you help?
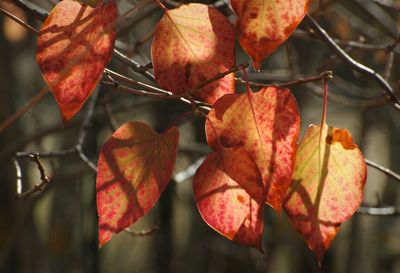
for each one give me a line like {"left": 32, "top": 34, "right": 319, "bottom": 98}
{"left": 1, "top": 0, "right": 400, "bottom": 272}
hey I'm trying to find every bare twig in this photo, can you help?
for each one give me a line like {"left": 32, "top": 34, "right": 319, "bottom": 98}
{"left": 125, "top": 226, "right": 159, "bottom": 237}
{"left": 358, "top": 205, "right": 400, "bottom": 216}
{"left": 0, "top": 7, "right": 39, "bottom": 35}
{"left": 113, "top": 49, "right": 155, "bottom": 82}
{"left": 17, "top": 149, "right": 76, "bottom": 158}
{"left": 15, "top": 153, "right": 51, "bottom": 199}
{"left": 236, "top": 71, "right": 333, "bottom": 89}
{"left": 14, "top": 88, "right": 100, "bottom": 197}
{"left": 365, "top": 158, "right": 400, "bottom": 183}
{"left": 293, "top": 29, "right": 398, "bottom": 52}
{"left": 75, "top": 88, "right": 100, "bottom": 172}
{"left": 191, "top": 62, "right": 249, "bottom": 94}
{"left": 305, "top": 15, "right": 400, "bottom": 110}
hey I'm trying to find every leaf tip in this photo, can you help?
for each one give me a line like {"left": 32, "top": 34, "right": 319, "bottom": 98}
{"left": 255, "top": 240, "right": 264, "bottom": 253}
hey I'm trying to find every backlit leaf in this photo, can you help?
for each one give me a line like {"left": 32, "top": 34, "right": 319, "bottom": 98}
{"left": 96, "top": 121, "right": 179, "bottom": 247}
{"left": 230, "top": 0, "right": 311, "bottom": 70}
{"left": 36, "top": 0, "right": 116, "bottom": 121}
{"left": 194, "top": 147, "right": 264, "bottom": 250}
{"left": 206, "top": 87, "right": 300, "bottom": 212}
{"left": 152, "top": 3, "right": 235, "bottom": 104}
{"left": 284, "top": 124, "right": 367, "bottom": 265}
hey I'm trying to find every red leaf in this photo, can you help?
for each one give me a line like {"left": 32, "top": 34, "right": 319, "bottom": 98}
{"left": 206, "top": 87, "right": 300, "bottom": 212}
{"left": 152, "top": 3, "right": 235, "bottom": 104}
{"left": 230, "top": 0, "right": 311, "bottom": 70}
{"left": 96, "top": 122, "right": 179, "bottom": 247}
{"left": 193, "top": 147, "right": 264, "bottom": 250}
{"left": 36, "top": 0, "right": 116, "bottom": 121}
{"left": 284, "top": 124, "right": 367, "bottom": 265}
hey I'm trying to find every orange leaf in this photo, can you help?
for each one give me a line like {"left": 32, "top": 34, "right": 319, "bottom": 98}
{"left": 36, "top": 0, "right": 116, "bottom": 121}
{"left": 284, "top": 124, "right": 367, "bottom": 265}
{"left": 96, "top": 121, "right": 179, "bottom": 247}
{"left": 193, "top": 147, "right": 264, "bottom": 250}
{"left": 231, "top": 0, "right": 311, "bottom": 70}
{"left": 206, "top": 87, "right": 300, "bottom": 212}
{"left": 151, "top": 3, "right": 235, "bottom": 104}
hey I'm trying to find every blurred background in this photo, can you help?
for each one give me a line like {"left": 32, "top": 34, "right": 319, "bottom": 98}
{"left": 1, "top": 0, "right": 400, "bottom": 272}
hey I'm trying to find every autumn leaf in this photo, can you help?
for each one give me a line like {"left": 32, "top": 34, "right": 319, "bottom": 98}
{"left": 230, "top": 0, "right": 311, "bottom": 70}
{"left": 206, "top": 87, "right": 300, "bottom": 212}
{"left": 193, "top": 147, "right": 264, "bottom": 250}
{"left": 151, "top": 3, "right": 235, "bottom": 104}
{"left": 284, "top": 124, "right": 367, "bottom": 265}
{"left": 36, "top": 0, "right": 116, "bottom": 121}
{"left": 96, "top": 121, "right": 179, "bottom": 247}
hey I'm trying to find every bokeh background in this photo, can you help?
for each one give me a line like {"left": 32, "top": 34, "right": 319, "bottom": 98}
{"left": 1, "top": 0, "right": 400, "bottom": 272}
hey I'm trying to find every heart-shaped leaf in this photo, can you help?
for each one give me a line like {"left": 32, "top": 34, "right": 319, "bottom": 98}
{"left": 206, "top": 87, "right": 300, "bottom": 212}
{"left": 96, "top": 121, "right": 179, "bottom": 247}
{"left": 194, "top": 147, "right": 264, "bottom": 250}
{"left": 152, "top": 3, "right": 235, "bottom": 104}
{"left": 284, "top": 124, "right": 367, "bottom": 265}
{"left": 36, "top": 0, "right": 116, "bottom": 121}
{"left": 230, "top": 0, "right": 311, "bottom": 70}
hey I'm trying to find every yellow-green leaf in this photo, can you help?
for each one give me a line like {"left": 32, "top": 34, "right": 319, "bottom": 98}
{"left": 284, "top": 124, "right": 367, "bottom": 265}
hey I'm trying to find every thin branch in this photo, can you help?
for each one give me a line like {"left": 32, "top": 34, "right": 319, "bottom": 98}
{"left": 102, "top": 68, "right": 211, "bottom": 113}
{"left": 174, "top": 157, "right": 205, "bottom": 183}
{"left": 14, "top": 88, "right": 100, "bottom": 195}
{"left": 76, "top": 146, "right": 98, "bottom": 172}
{"left": 16, "top": 153, "right": 51, "bottom": 199}
{"left": 358, "top": 205, "right": 400, "bottom": 216}
{"left": 17, "top": 149, "right": 76, "bottom": 158}
{"left": 236, "top": 71, "right": 333, "bottom": 88}
{"left": 191, "top": 62, "right": 249, "bottom": 93}
{"left": 77, "top": 88, "right": 99, "bottom": 147}
{"left": 293, "top": 29, "right": 397, "bottom": 52}
{"left": 125, "top": 226, "right": 159, "bottom": 237}
{"left": 75, "top": 88, "right": 100, "bottom": 172}
{"left": 113, "top": 49, "right": 155, "bottom": 82}
{"left": 0, "top": 7, "right": 39, "bottom": 35}
{"left": 305, "top": 15, "right": 400, "bottom": 110}
{"left": 14, "top": 158, "right": 22, "bottom": 195}
{"left": 365, "top": 158, "right": 400, "bottom": 183}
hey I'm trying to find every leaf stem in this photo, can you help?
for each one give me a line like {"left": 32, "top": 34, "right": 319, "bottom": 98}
{"left": 320, "top": 78, "right": 329, "bottom": 127}
{"left": 239, "top": 64, "right": 252, "bottom": 95}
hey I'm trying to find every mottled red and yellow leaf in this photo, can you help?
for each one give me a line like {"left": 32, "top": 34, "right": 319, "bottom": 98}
{"left": 152, "top": 3, "right": 235, "bottom": 104}
{"left": 284, "top": 124, "right": 367, "bottom": 265}
{"left": 230, "top": 0, "right": 311, "bottom": 70}
{"left": 194, "top": 147, "right": 264, "bottom": 250}
{"left": 96, "top": 121, "right": 179, "bottom": 247}
{"left": 206, "top": 87, "right": 300, "bottom": 212}
{"left": 36, "top": 0, "right": 116, "bottom": 121}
